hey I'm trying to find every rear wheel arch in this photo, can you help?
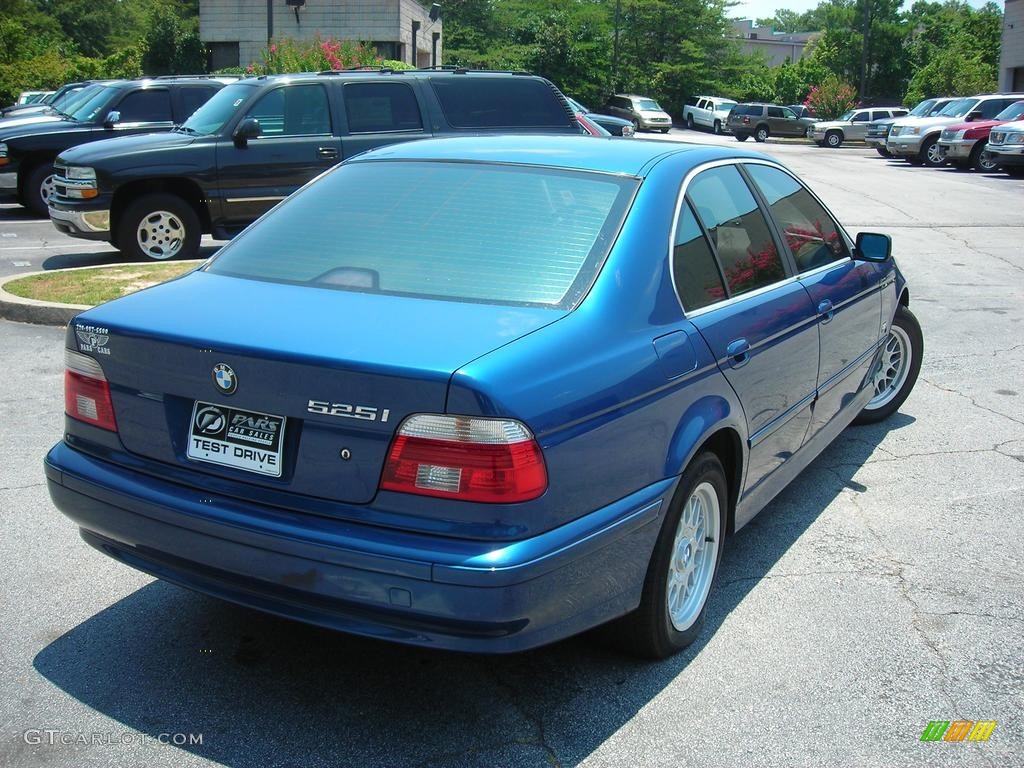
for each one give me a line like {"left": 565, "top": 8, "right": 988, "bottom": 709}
{"left": 669, "top": 422, "right": 744, "bottom": 536}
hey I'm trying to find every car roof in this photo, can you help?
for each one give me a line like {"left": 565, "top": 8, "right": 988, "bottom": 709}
{"left": 348, "top": 135, "right": 768, "bottom": 177}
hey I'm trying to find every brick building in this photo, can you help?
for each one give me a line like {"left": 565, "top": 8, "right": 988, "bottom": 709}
{"left": 200, "top": 0, "right": 442, "bottom": 71}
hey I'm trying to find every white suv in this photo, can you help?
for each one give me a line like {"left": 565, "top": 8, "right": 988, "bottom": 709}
{"left": 682, "top": 96, "right": 737, "bottom": 134}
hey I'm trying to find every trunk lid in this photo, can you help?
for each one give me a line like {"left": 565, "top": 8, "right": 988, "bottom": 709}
{"left": 74, "top": 270, "right": 561, "bottom": 505}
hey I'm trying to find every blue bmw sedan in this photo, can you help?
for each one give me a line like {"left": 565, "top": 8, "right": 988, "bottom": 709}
{"left": 45, "top": 136, "right": 922, "bottom": 658}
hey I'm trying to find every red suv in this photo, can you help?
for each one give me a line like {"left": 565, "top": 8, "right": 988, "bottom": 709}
{"left": 937, "top": 100, "right": 1024, "bottom": 171}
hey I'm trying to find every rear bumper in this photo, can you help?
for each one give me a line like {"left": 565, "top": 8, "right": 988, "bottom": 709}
{"left": 45, "top": 442, "right": 672, "bottom": 653}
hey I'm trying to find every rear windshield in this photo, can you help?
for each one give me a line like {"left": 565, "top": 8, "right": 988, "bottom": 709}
{"left": 732, "top": 105, "right": 761, "bottom": 116}
{"left": 431, "top": 78, "right": 575, "bottom": 129}
{"left": 206, "top": 160, "right": 638, "bottom": 308}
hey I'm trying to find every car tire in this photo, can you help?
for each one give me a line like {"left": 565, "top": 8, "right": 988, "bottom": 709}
{"left": 814, "top": 140, "right": 824, "bottom": 147}
{"left": 607, "top": 451, "right": 727, "bottom": 659}
{"left": 631, "top": 118, "right": 640, "bottom": 132}
{"left": 1004, "top": 166, "right": 1024, "bottom": 177}
{"left": 754, "top": 126, "right": 769, "bottom": 142}
{"left": 906, "top": 156, "right": 924, "bottom": 166}
{"left": 686, "top": 114, "right": 694, "bottom": 129}
{"left": 825, "top": 131, "right": 843, "bottom": 148}
{"left": 920, "top": 136, "right": 944, "bottom": 167}
{"left": 970, "top": 142, "right": 997, "bottom": 173}
{"left": 734, "top": 133, "right": 749, "bottom": 142}
{"left": 875, "top": 147, "right": 891, "bottom": 158}
{"left": 22, "top": 163, "right": 56, "bottom": 217}
{"left": 117, "top": 193, "right": 201, "bottom": 262}
{"left": 660, "top": 127, "right": 670, "bottom": 133}
{"left": 713, "top": 120, "right": 722, "bottom": 135}
{"left": 854, "top": 305, "right": 923, "bottom": 425}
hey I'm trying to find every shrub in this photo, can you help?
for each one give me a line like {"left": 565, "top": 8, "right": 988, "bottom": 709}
{"left": 251, "top": 36, "right": 381, "bottom": 75}
{"left": 804, "top": 74, "right": 857, "bottom": 120}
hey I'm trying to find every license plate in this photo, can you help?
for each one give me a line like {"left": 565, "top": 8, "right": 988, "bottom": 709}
{"left": 187, "top": 401, "right": 286, "bottom": 477}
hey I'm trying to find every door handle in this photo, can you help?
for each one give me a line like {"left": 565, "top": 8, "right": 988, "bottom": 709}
{"left": 726, "top": 338, "right": 751, "bottom": 368}
{"left": 317, "top": 146, "right": 339, "bottom": 159}
{"left": 817, "top": 299, "right": 835, "bottom": 323}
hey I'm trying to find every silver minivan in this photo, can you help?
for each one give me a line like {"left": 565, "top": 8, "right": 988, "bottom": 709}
{"left": 603, "top": 94, "right": 673, "bottom": 133}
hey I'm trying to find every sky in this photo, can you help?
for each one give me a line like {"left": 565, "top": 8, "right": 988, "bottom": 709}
{"left": 729, "top": 0, "right": 1001, "bottom": 24}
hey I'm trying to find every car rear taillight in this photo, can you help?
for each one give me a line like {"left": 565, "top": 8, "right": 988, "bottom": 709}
{"left": 381, "top": 414, "right": 547, "bottom": 503}
{"left": 64, "top": 349, "right": 117, "bottom": 431}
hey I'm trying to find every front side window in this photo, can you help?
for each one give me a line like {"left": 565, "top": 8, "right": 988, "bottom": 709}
{"left": 672, "top": 200, "right": 727, "bottom": 311}
{"left": 688, "top": 165, "right": 785, "bottom": 297}
{"left": 246, "top": 85, "right": 331, "bottom": 136}
{"left": 114, "top": 89, "right": 172, "bottom": 123}
{"left": 745, "top": 164, "right": 849, "bottom": 272}
{"left": 344, "top": 82, "right": 422, "bottom": 133}
{"left": 851, "top": 111, "right": 870, "bottom": 122}
{"left": 207, "top": 161, "right": 638, "bottom": 308}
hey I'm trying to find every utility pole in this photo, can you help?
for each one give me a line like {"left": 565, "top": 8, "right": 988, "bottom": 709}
{"left": 267, "top": 0, "right": 274, "bottom": 44}
{"left": 611, "top": 0, "right": 621, "bottom": 94}
{"left": 859, "top": 0, "right": 871, "bottom": 101}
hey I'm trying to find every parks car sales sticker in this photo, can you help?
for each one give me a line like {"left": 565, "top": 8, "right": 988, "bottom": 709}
{"left": 187, "top": 401, "right": 286, "bottom": 477}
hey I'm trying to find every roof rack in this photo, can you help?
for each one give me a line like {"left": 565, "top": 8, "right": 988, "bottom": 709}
{"left": 138, "top": 74, "right": 240, "bottom": 81}
{"left": 413, "top": 66, "right": 535, "bottom": 76}
{"left": 317, "top": 67, "right": 400, "bottom": 75}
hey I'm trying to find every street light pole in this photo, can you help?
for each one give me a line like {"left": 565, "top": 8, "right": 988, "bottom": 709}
{"left": 267, "top": 0, "right": 274, "bottom": 44}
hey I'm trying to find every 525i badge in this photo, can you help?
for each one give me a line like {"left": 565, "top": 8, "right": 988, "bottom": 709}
{"left": 307, "top": 400, "right": 390, "bottom": 423}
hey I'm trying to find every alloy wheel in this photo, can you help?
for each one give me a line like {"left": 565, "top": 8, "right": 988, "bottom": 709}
{"left": 867, "top": 325, "right": 912, "bottom": 409}
{"left": 666, "top": 481, "right": 721, "bottom": 631}
{"left": 136, "top": 210, "right": 185, "bottom": 260}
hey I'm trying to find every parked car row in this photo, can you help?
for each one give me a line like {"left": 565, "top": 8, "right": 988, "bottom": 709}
{"left": 1, "top": 70, "right": 604, "bottom": 261}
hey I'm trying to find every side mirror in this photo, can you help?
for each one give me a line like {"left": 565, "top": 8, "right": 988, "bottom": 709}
{"left": 854, "top": 232, "right": 892, "bottom": 262}
{"left": 965, "top": 110, "right": 983, "bottom": 122}
{"left": 103, "top": 110, "right": 121, "bottom": 129}
{"left": 232, "top": 117, "right": 260, "bottom": 146}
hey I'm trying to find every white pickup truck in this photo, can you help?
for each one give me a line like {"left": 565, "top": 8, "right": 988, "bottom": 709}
{"left": 682, "top": 96, "right": 738, "bottom": 134}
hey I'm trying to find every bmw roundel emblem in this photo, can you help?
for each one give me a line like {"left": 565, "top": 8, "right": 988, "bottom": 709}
{"left": 212, "top": 363, "right": 237, "bottom": 395}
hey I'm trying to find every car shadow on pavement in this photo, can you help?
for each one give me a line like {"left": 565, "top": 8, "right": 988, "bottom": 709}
{"left": 32, "top": 416, "right": 912, "bottom": 768}
{"left": 41, "top": 245, "right": 223, "bottom": 271}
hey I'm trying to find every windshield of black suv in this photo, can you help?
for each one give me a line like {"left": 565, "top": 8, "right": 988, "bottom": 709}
{"left": 938, "top": 98, "right": 978, "bottom": 118}
{"left": 181, "top": 82, "right": 259, "bottom": 135}
{"left": 635, "top": 98, "right": 663, "bottom": 112}
{"left": 67, "top": 86, "right": 118, "bottom": 122}
{"left": 50, "top": 86, "right": 87, "bottom": 111}
{"left": 996, "top": 101, "right": 1024, "bottom": 121}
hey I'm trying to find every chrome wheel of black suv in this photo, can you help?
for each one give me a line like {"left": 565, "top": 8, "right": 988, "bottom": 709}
{"left": 118, "top": 194, "right": 201, "bottom": 262}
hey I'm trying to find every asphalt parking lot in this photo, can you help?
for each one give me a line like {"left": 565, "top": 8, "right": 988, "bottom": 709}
{"left": 1, "top": 130, "right": 1022, "bottom": 768}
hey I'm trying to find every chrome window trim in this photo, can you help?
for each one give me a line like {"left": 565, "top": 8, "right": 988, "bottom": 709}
{"left": 667, "top": 157, "right": 856, "bottom": 319}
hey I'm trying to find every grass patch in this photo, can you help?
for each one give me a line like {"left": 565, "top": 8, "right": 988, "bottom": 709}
{"left": 4, "top": 262, "right": 201, "bottom": 306}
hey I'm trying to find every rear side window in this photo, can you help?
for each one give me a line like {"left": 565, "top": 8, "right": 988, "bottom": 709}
{"left": 343, "top": 82, "right": 423, "bottom": 133}
{"left": 672, "top": 201, "right": 727, "bottom": 311}
{"left": 115, "top": 89, "right": 172, "bottom": 123}
{"left": 207, "top": 161, "right": 638, "bottom": 308}
{"left": 688, "top": 166, "right": 785, "bottom": 297}
{"left": 745, "top": 164, "right": 850, "bottom": 272}
{"left": 767, "top": 107, "right": 784, "bottom": 118}
{"left": 431, "top": 78, "right": 572, "bottom": 128}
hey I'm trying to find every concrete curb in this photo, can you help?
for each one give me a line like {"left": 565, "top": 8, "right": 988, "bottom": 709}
{"left": 0, "top": 269, "right": 90, "bottom": 326}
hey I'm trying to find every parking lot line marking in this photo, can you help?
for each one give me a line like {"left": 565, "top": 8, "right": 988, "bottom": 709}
{"left": 0, "top": 244, "right": 115, "bottom": 252}
{"left": 11, "top": 260, "right": 31, "bottom": 267}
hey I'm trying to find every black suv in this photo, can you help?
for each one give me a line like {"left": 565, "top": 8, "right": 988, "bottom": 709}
{"left": 0, "top": 77, "right": 233, "bottom": 215}
{"left": 726, "top": 103, "right": 816, "bottom": 142}
{"left": 48, "top": 69, "right": 582, "bottom": 261}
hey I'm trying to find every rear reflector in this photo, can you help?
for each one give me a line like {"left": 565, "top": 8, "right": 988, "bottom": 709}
{"left": 64, "top": 349, "right": 117, "bottom": 432}
{"left": 381, "top": 414, "right": 547, "bottom": 503}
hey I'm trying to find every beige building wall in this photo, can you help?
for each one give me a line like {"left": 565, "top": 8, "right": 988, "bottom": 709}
{"left": 200, "top": 0, "right": 442, "bottom": 70}
{"left": 1001, "top": 0, "right": 1024, "bottom": 91}
{"left": 730, "top": 20, "right": 817, "bottom": 67}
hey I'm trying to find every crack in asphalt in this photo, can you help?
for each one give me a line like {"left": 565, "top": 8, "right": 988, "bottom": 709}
{"left": 0, "top": 482, "right": 46, "bottom": 493}
{"left": 919, "top": 610, "right": 1024, "bottom": 624}
{"left": 485, "top": 666, "right": 562, "bottom": 768}
{"left": 936, "top": 226, "right": 1024, "bottom": 275}
{"left": 920, "top": 376, "right": 1024, "bottom": 426}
